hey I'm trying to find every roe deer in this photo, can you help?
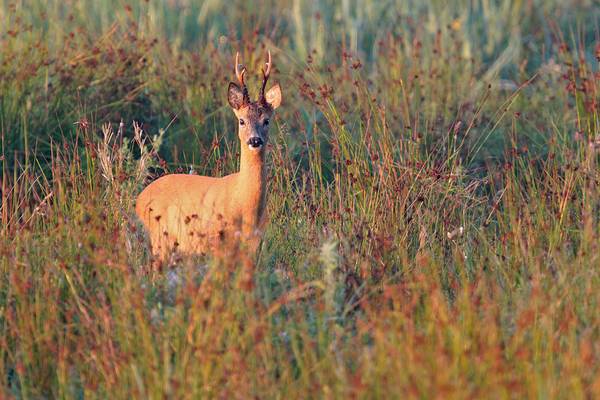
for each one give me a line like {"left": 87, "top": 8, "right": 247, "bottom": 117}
{"left": 135, "top": 51, "right": 282, "bottom": 262}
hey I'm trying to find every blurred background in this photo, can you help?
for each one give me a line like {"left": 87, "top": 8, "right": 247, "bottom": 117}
{"left": 1, "top": 0, "right": 598, "bottom": 171}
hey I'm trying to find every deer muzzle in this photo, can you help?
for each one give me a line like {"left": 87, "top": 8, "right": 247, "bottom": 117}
{"left": 247, "top": 137, "right": 264, "bottom": 149}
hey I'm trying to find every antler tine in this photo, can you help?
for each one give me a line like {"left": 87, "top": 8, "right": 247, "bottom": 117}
{"left": 234, "top": 51, "right": 246, "bottom": 86}
{"left": 263, "top": 50, "right": 272, "bottom": 80}
{"left": 234, "top": 51, "right": 250, "bottom": 103}
{"left": 260, "top": 50, "right": 272, "bottom": 102}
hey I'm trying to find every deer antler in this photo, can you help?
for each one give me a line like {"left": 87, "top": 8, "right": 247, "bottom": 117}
{"left": 259, "top": 50, "right": 272, "bottom": 104}
{"left": 235, "top": 51, "right": 250, "bottom": 103}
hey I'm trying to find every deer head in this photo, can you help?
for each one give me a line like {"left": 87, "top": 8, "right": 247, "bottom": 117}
{"left": 228, "top": 51, "right": 282, "bottom": 152}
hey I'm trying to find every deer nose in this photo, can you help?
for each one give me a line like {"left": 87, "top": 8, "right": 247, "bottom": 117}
{"left": 247, "top": 137, "right": 264, "bottom": 148}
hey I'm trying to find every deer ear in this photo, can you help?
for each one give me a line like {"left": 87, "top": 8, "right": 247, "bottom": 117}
{"left": 228, "top": 82, "right": 245, "bottom": 110}
{"left": 265, "top": 83, "right": 282, "bottom": 110}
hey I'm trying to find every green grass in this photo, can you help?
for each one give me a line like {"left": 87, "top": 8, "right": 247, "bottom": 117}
{"left": 1, "top": 0, "right": 599, "bottom": 398}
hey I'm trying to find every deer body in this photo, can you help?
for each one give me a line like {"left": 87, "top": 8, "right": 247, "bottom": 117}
{"left": 135, "top": 51, "right": 281, "bottom": 261}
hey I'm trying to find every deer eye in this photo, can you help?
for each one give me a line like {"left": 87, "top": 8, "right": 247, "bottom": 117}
{"left": 239, "top": 119, "right": 245, "bottom": 125}
{"left": 263, "top": 119, "right": 269, "bottom": 126}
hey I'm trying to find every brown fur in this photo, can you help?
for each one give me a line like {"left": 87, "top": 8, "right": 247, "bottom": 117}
{"left": 135, "top": 68, "right": 282, "bottom": 262}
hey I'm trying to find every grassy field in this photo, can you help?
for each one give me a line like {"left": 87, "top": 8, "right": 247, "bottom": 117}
{"left": 1, "top": 0, "right": 599, "bottom": 398}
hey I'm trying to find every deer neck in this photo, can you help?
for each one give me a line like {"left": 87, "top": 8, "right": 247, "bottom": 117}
{"left": 237, "top": 145, "right": 267, "bottom": 220}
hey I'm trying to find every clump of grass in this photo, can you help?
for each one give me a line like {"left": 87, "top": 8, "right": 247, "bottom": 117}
{"left": 1, "top": 0, "right": 599, "bottom": 398}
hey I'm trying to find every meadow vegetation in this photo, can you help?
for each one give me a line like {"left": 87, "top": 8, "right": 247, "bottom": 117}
{"left": 0, "top": 0, "right": 599, "bottom": 398}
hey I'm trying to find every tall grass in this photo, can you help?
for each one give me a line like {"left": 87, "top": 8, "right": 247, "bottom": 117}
{"left": 1, "top": 0, "right": 599, "bottom": 398}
